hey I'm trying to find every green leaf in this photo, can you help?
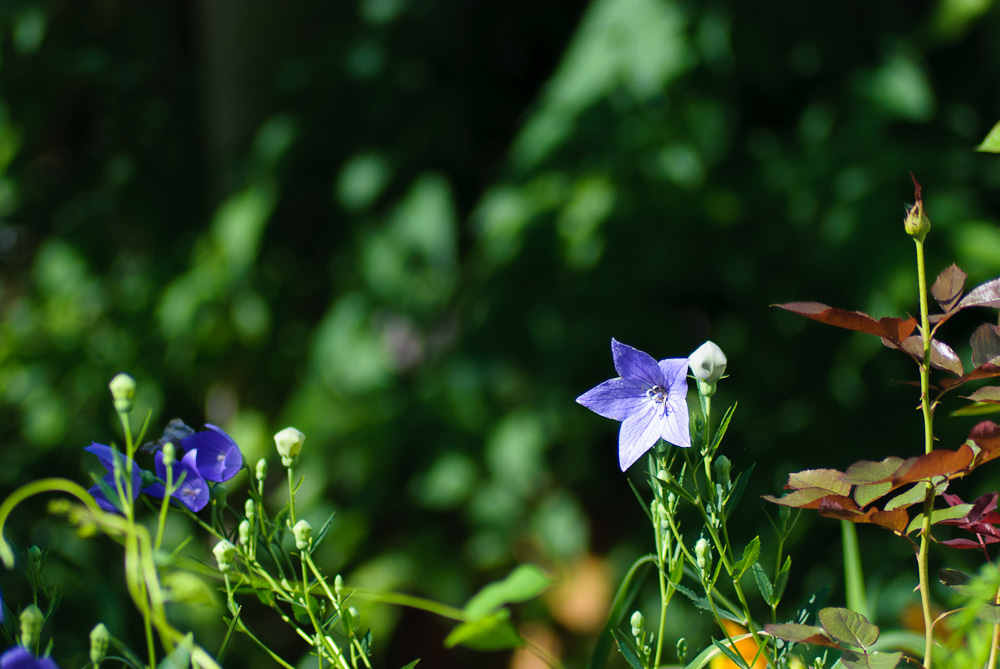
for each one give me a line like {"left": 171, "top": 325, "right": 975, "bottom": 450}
{"left": 817, "top": 607, "right": 878, "bottom": 650}
{"left": 751, "top": 562, "right": 773, "bottom": 607}
{"left": 840, "top": 650, "right": 903, "bottom": 669}
{"left": 977, "top": 119, "right": 1000, "bottom": 153}
{"left": 670, "top": 580, "right": 743, "bottom": 623}
{"left": 725, "top": 463, "right": 755, "bottom": 520}
{"left": 939, "top": 568, "right": 976, "bottom": 596}
{"left": 906, "top": 503, "right": 973, "bottom": 534}
{"left": 611, "top": 629, "right": 646, "bottom": 669}
{"left": 733, "top": 536, "right": 760, "bottom": 580}
{"left": 883, "top": 481, "right": 946, "bottom": 511}
{"left": 464, "top": 564, "right": 552, "bottom": 619}
{"left": 444, "top": 609, "right": 523, "bottom": 650}
{"left": 399, "top": 661, "right": 421, "bottom": 669}
{"left": 588, "top": 557, "right": 654, "bottom": 669}
{"left": 156, "top": 635, "right": 193, "bottom": 669}
{"left": 709, "top": 403, "right": 737, "bottom": 456}
{"left": 976, "top": 604, "right": 1000, "bottom": 624}
{"left": 711, "top": 638, "right": 751, "bottom": 669}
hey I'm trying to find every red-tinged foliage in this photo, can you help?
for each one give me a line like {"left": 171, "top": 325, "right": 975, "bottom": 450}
{"left": 772, "top": 303, "right": 917, "bottom": 344}
{"left": 956, "top": 277, "right": 1000, "bottom": 311}
{"left": 938, "top": 363, "right": 1000, "bottom": 392}
{"left": 931, "top": 264, "right": 967, "bottom": 314}
{"left": 937, "top": 492, "right": 1000, "bottom": 554}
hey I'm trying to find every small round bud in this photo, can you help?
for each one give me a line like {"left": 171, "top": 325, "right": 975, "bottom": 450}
{"left": 688, "top": 341, "right": 727, "bottom": 397}
{"left": 335, "top": 574, "right": 344, "bottom": 598}
{"left": 162, "top": 441, "right": 176, "bottom": 467}
{"left": 656, "top": 469, "right": 669, "bottom": 482}
{"left": 714, "top": 455, "right": 731, "bottom": 488}
{"left": 140, "top": 469, "right": 157, "bottom": 488}
{"left": 342, "top": 606, "right": 360, "bottom": 634}
{"left": 274, "top": 427, "right": 305, "bottom": 461}
{"left": 90, "top": 622, "right": 110, "bottom": 666}
{"left": 245, "top": 499, "right": 256, "bottom": 521}
{"left": 293, "top": 519, "right": 312, "bottom": 551}
{"left": 676, "top": 638, "right": 689, "bottom": 663}
{"left": 213, "top": 539, "right": 237, "bottom": 573}
{"left": 255, "top": 458, "right": 268, "bottom": 483}
{"left": 239, "top": 519, "right": 252, "bottom": 545}
{"left": 28, "top": 545, "right": 42, "bottom": 565}
{"left": 109, "top": 373, "right": 137, "bottom": 413}
{"left": 20, "top": 604, "right": 44, "bottom": 649}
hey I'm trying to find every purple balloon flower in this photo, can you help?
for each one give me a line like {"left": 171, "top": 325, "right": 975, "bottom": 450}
{"left": 84, "top": 443, "right": 145, "bottom": 513}
{"left": 180, "top": 424, "right": 243, "bottom": 482}
{"left": 144, "top": 449, "right": 210, "bottom": 512}
{"left": 576, "top": 338, "right": 691, "bottom": 471}
{"left": 0, "top": 647, "right": 59, "bottom": 669}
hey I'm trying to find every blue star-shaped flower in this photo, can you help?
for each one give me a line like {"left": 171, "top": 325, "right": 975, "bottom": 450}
{"left": 144, "top": 449, "right": 210, "bottom": 512}
{"left": 181, "top": 424, "right": 243, "bottom": 483}
{"left": 0, "top": 646, "right": 59, "bottom": 669}
{"left": 84, "top": 443, "right": 145, "bottom": 513}
{"left": 576, "top": 338, "right": 691, "bottom": 471}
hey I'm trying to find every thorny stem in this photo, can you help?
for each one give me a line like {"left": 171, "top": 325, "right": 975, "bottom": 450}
{"left": 914, "top": 235, "right": 936, "bottom": 669}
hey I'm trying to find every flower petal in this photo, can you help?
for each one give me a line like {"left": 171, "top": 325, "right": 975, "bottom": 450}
{"left": 145, "top": 450, "right": 210, "bottom": 512}
{"left": 576, "top": 377, "right": 646, "bottom": 421}
{"left": 84, "top": 443, "right": 144, "bottom": 513}
{"left": 611, "top": 339, "right": 664, "bottom": 388}
{"left": 182, "top": 425, "right": 244, "bottom": 482}
{"left": 618, "top": 406, "right": 663, "bottom": 471}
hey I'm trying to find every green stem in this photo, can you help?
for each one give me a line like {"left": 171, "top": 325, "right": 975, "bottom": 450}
{"left": 914, "top": 236, "right": 936, "bottom": 669}
{"left": 287, "top": 467, "right": 297, "bottom": 527}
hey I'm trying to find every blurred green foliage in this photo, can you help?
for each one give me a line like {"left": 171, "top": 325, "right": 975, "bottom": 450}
{"left": 1, "top": 0, "right": 1000, "bottom": 667}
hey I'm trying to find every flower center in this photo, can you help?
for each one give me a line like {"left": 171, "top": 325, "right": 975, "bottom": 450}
{"left": 645, "top": 385, "right": 669, "bottom": 413}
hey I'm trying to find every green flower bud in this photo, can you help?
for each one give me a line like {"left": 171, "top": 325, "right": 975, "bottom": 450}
{"left": 293, "top": 519, "right": 312, "bottom": 551}
{"left": 714, "top": 455, "right": 731, "bottom": 489}
{"left": 676, "top": 638, "right": 689, "bottom": 664}
{"left": 90, "top": 622, "right": 110, "bottom": 666}
{"left": 904, "top": 178, "right": 931, "bottom": 242}
{"left": 239, "top": 519, "right": 252, "bottom": 545}
{"left": 342, "top": 606, "right": 360, "bottom": 634}
{"left": 244, "top": 499, "right": 256, "bottom": 522}
{"left": 109, "top": 373, "right": 137, "bottom": 413}
{"left": 630, "top": 610, "right": 645, "bottom": 638}
{"left": 695, "top": 537, "right": 712, "bottom": 572}
{"left": 335, "top": 574, "right": 344, "bottom": 598}
{"left": 213, "top": 539, "right": 237, "bottom": 573}
{"left": 28, "top": 545, "right": 42, "bottom": 569}
{"left": 140, "top": 469, "right": 157, "bottom": 488}
{"left": 274, "top": 427, "right": 305, "bottom": 467}
{"left": 20, "top": 604, "right": 44, "bottom": 649}
{"left": 162, "top": 441, "right": 176, "bottom": 467}
{"left": 255, "top": 458, "right": 268, "bottom": 483}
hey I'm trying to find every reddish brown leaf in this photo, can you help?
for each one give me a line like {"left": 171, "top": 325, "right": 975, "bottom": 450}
{"left": 762, "top": 488, "right": 844, "bottom": 509}
{"left": 892, "top": 446, "right": 976, "bottom": 486}
{"left": 938, "top": 363, "right": 1000, "bottom": 391}
{"left": 971, "top": 324, "right": 1000, "bottom": 368}
{"left": 932, "top": 264, "right": 967, "bottom": 313}
{"left": 773, "top": 303, "right": 916, "bottom": 344}
{"left": 817, "top": 497, "right": 909, "bottom": 534}
{"left": 957, "top": 277, "right": 1000, "bottom": 310}
{"left": 970, "top": 421, "right": 1000, "bottom": 464}
{"left": 964, "top": 387, "right": 1000, "bottom": 405}
{"left": 764, "top": 623, "right": 841, "bottom": 649}
{"left": 868, "top": 508, "right": 910, "bottom": 535}
{"left": 889, "top": 337, "right": 963, "bottom": 375}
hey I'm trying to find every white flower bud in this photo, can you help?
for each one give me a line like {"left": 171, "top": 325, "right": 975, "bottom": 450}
{"left": 274, "top": 427, "right": 306, "bottom": 463}
{"left": 689, "top": 341, "right": 727, "bottom": 384}
{"left": 695, "top": 537, "right": 712, "bottom": 572}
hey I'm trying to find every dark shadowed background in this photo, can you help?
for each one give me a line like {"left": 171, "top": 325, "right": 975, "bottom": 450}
{"left": 1, "top": 1, "right": 1000, "bottom": 667}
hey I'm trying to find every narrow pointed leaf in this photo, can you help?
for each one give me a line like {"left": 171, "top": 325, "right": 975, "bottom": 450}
{"left": 958, "top": 277, "right": 1000, "bottom": 310}
{"left": 725, "top": 464, "right": 755, "bottom": 520}
{"left": 931, "top": 264, "right": 967, "bottom": 312}
{"left": 773, "top": 303, "right": 916, "bottom": 343}
{"left": 734, "top": 536, "right": 760, "bottom": 580}
{"left": 444, "top": 609, "right": 522, "bottom": 650}
{"left": 774, "top": 555, "right": 792, "bottom": 602}
{"left": 711, "top": 639, "right": 753, "bottom": 669}
{"left": 611, "top": 629, "right": 645, "bottom": 669}
{"left": 818, "top": 607, "right": 878, "bottom": 650}
{"left": 751, "top": 562, "right": 774, "bottom": 607}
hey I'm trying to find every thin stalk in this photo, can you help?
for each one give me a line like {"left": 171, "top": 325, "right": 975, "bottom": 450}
{"left": 913, "top": 236, "right": 936, "bottom": 669}
{"left": 653, "top": 503, "right": 669, "bottom": 668}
